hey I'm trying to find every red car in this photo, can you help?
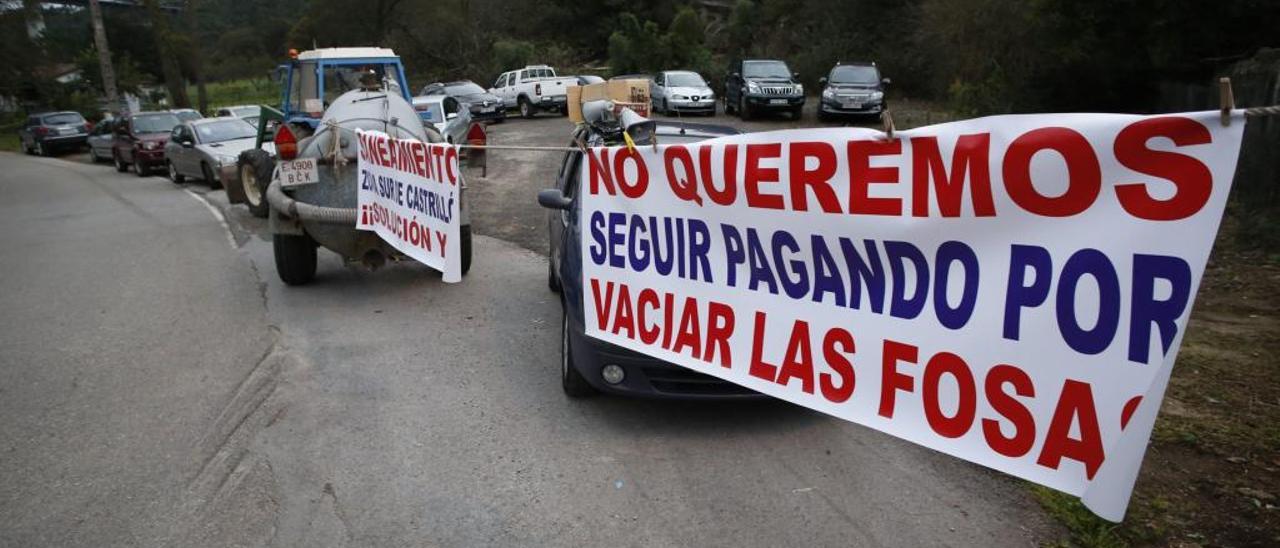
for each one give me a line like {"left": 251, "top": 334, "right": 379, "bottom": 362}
{"left": 112, "top": 111, "right": 181, "bottom": 177}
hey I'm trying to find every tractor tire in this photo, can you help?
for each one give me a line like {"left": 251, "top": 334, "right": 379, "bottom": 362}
{"left": 202, "top": 163, "right": 222, "bottom": 189}
{"left": 238, "top": 149, "right": 274, "bottom": 218}
{"left": 273, "top": 232, "right": 317, "bottom": 286}
{"left": 168, "top": 161, "right": 184, "bottom": 183}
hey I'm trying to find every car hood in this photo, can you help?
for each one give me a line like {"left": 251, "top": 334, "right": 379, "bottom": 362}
{"left": 137, "top": 133, "right": 169, "bottom": 143}
{"left": 455, "top": 92, "right": 501, "bottom": 105}
{"left": 197, "top": 137, "right": 269, "bottom": 159}
{"left": 746, "top": 78, "right": 796, "bottom": 85}
{"left": 666, "top": 86, "right": 714, "bottom": 97}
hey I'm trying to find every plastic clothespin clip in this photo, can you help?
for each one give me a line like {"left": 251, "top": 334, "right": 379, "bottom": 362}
{"left": 1220, "top": 77, "right": 1234, "bottom": 127}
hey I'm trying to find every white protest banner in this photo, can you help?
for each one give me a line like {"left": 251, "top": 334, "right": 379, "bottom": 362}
{"left": 579, "top": 111, "right": 1245, "bottom": 520}
{"left": 356, "top": 129, "right": 462, "bottom": 282}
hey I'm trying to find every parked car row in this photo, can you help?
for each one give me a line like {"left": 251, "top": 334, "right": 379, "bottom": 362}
{"left": 404, "top": 59, "right": 888, "bottom": 128}
{"left": 27, "top": 104, "right": 268, "bottom": 189}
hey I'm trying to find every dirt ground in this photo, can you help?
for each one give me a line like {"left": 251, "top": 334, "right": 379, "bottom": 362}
{"left": 1120, "top": 213, "right": 1280, "bottom": 547}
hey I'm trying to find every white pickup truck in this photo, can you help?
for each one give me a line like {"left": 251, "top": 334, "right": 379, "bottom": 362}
{"left": 488, "top": 65, "right": 577, "bottom": 118}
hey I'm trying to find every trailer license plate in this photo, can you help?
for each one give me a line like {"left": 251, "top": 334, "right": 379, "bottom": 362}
{"left": 770, "top": 99, "right": 788, "bottom": 105}
{"left": 280, "top": 159, "right": 318, "bottom": 188}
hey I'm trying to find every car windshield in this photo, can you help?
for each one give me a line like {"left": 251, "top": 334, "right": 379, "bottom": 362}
{"left": 743, "top": 61, "right": 791, "bottom": 79}
{"left": 173, "top": 110, "right": 202, "bottom": 122}
{"left": 194, "top": 119, "right": 257, "bottom": 143}
{"left": 43, "top": 113, "right": 84, "bottom": 125}
{"left": 666, "top": 72, "right": 706, "bottom": 87}
{"left": 831, "top": 65, "right": 880, "bottom": 85}
{"left": 132, "top": 113, "right": 181, "bottom": 133}
{"left": 231, "top": 106, "right": 260, "bottom": 118}
{"left": 418, "top": 103, "right": 443, "bottom": 123}
{"left": 445, "top": 82, "right": 485, "bottom": 95}
{"left": 322, "top": 63, "right": 405, "bottom": 105}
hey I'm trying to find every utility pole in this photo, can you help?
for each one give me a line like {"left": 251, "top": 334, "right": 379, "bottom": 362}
{"left": 88, "top": 0, "right": 122, "bottom": 115}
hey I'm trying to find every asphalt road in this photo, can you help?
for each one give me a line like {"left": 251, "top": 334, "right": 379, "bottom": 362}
{"left": 0, "top": 106, "right": 1058, "bottom": 547}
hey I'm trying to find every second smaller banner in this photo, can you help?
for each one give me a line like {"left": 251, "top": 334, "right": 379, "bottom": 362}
{"left": 355, "top": 129, "right": 463, "bottom": 282}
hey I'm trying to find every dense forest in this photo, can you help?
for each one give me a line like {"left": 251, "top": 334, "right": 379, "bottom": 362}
{"left": 4, "top": 0, "right": 1278, "bottom": 116}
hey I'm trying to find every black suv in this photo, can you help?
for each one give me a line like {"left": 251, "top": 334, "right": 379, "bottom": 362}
{"left": 818, "top": 62, "right": 890, "bottom": 122}
{"left": 723, "top": 59, "right": 805, "bottom": 120}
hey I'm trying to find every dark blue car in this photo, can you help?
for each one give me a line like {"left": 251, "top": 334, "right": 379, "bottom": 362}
{"left": 538, "top": 121, "right": 763, "bottom": 399}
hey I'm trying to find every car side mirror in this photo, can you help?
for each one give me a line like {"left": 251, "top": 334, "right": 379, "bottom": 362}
{"left": 730, "top": 72, "right": 740, "bottom": 80}
{"left": 446, "top": 111, "right": 458, "bottom": 120}
{"left": 792, "top": 72, "right": 800, "bottom": 80}
{"left": 180, "top": 138, "right": 194, "bottom": 147}
{"left": 819, "top": 77, "right": 828, "bottom": 86}
{"left": 537, "top": 188, "right": 572, "bottom": 210}
{"left": 882, "top": 77, "right": 892, "bottom": 86}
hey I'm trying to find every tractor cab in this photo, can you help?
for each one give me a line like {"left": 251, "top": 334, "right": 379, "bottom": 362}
{"left": 276, "top": 47, "right": 411, "bottom": 132}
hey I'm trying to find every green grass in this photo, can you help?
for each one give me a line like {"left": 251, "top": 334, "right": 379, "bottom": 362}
{"left": 1032, "top": 486, "right": 1130, "bottom": 548}
{"left": 188, "top": 78, "right": 280, "bottom": 114}
{"left": 0, "top": 119, "right": 23, "bottom": 153}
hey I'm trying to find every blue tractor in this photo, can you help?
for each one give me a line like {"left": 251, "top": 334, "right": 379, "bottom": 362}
{"left": 230, "top": 47, "right": 413, "bottom": 218}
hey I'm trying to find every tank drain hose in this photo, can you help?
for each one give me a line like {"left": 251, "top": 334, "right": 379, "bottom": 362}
{"left": 266, "top": 179, "right": 358, "bottom": 225}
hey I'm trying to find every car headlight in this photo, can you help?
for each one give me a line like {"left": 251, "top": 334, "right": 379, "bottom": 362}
{"left": 143, "top": 141, "right": 158, "bottom": 150}
{"left": 822, "top": 88, "right": 836, "bottom": 99}
{"left": 871, "top": 91, "right": 884, "bottom": 100}
{"left": 673, "top": 94, "right": 688, "bottom": 100}
{"left": 216, "top": 154, "right": 237, "bottom": 166}
{"left": 747, "top": 81, "right": 761, "bottom": 93}
{"left": 795, "top": 83, "right": 804, "bottom": 94}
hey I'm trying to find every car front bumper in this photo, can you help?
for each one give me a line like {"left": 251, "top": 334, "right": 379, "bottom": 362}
{"left": 821, "top": 97, "right": 884, "bottom": 115}
{"left": 469, "top": 106, "right": 506, "bottom": 121}
{"left": 567, "top": 319, "right": 763, "bottom": 399}
{"left": 135, "top": 148, "right": 166, "bottom": 166}
{"left": 666, "top": 98, "right": 716, "bottom": 112}
{"left": 745, "top": 94, "right": 805, "bottom": 109}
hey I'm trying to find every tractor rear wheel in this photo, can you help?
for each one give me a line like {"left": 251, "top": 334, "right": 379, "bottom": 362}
{"left": 273, "top": 232, "right": 317, "bottom": 286}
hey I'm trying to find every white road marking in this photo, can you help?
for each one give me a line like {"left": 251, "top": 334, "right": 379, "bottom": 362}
{"left": 182, "top": 188, "right": 238, "bottom": 250}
